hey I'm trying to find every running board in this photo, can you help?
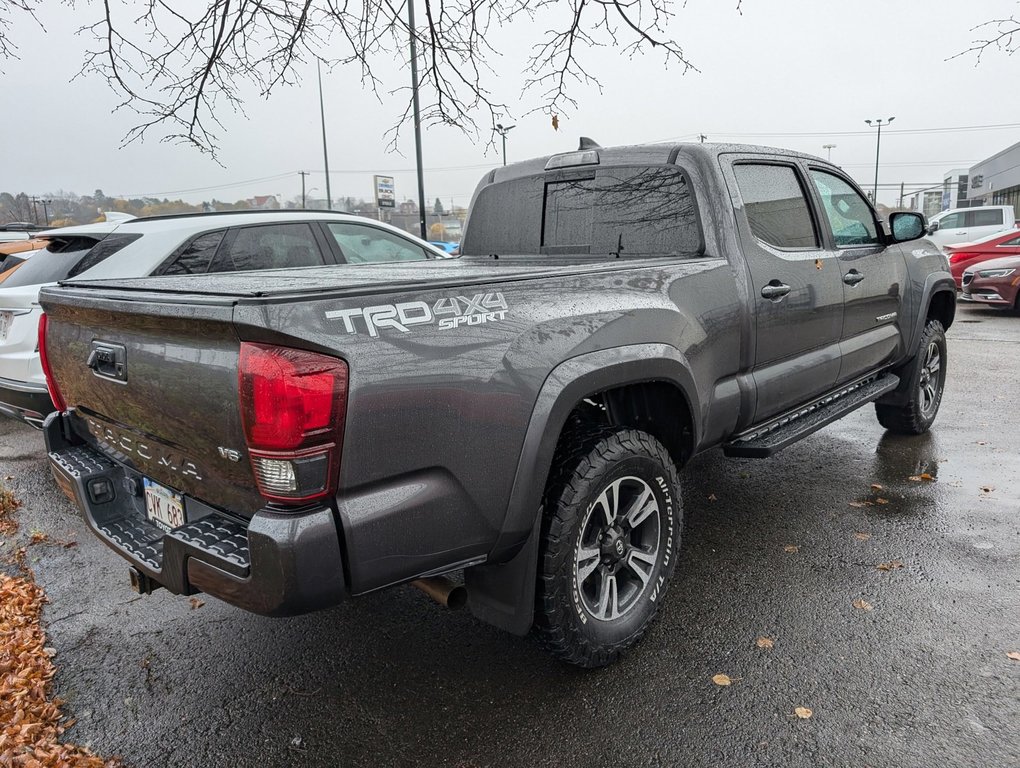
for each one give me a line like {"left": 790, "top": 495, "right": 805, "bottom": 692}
{"left": 723, "top": 373, "right": 900, "bottom": 458}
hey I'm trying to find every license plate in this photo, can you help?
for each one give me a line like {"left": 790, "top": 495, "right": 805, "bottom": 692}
{"left": 0, "top": 311, "right": 12, "bottom": 341}
{"left": 143, "top": 478, "right": 185, "bottom": 532}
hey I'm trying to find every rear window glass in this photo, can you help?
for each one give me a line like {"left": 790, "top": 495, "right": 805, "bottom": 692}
{"left": 0, "top": 233, "right": 138, "bottom": 288}
{"left": 326, "top": 223, "right": 429, "bottom": 263}
{"left": 463, "top": 165, "right": 703, "bottom": 257}
{"left": 967, "top": 209, "right": 1003, "bottom": 227}
{"left": 160, "top": 230, "right": 226, "bottom": 275}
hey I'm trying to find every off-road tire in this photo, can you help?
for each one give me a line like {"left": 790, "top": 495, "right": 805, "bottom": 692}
{"left": 534, "top": 427, "right": 682, "bottom": 668}
{"left": 875, "top": 319, "right": 947, "bottom": 434}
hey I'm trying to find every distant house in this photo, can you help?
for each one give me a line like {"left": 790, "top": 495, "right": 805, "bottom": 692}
{"left": 246, "top": 195, "right": 279, "bottom": 210}
{"left": 398, "top": 200, "right": 418, "bottom": 215}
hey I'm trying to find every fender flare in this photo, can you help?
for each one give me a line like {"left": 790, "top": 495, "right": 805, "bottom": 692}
{"left": 465, "top": 343, "right": 699, "bottom": 635}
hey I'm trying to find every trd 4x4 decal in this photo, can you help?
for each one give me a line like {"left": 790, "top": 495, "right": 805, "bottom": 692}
{"left": 326, "top": 292, "right": 509, "bottom": 337}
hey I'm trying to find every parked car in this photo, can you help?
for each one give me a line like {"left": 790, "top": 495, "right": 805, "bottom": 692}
{"left": 0, "top": 222, "right": 46, "bottom": 243}
{"left": 944, "top": 228, "right": 1020, "bottom": 287}
{"left": 0, "top": 238, "right": 48, "bottom": 272}
{"left": 39, "top": 141, "right": 954, "bottom": 667}
{"left": 0, "top": 211, "right": 449, "bottom": 427}
{"left": 926, "top": 205, "right": 1016, "bottom": 251}
{"left": 960, "top": 255, "right": 1020, "bottom": 310}
{"left": 428, "top": 240, "right": 460, "bottom": 255}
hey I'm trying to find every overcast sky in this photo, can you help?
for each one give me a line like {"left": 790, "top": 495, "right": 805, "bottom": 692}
{"left": 2, "top": 0, "right": 1018, "bottom": 208}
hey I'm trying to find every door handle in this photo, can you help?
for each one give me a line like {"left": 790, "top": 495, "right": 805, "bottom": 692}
{"left": 760, "top": 281, "right": 791, "bottom": 300}
{"left": 843, "top": 269, "right": 865, "bottom": 286}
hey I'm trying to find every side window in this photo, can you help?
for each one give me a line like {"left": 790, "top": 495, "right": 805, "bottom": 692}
{"left": 733, "top": 164, "right": 818, "bottom": 249}
{"left": 967, "top": 209, "right": 1003, "bottom": 227}
{"left": 809, "top": 170, "right": 880, "bottom": 247}
{"left": 939, "top": 212, "right": 963, "bottom": 229}
{"left": 67, "top": 233, "right": 143, "bottom": 278}
{"left": 208, "top": 224, "right": 324, "bottom": 273}
{"left": 326, "top": 223, "right": 428, "bottom": 263}
{"left": 998, "top": 235, "right": 1020, "bottom": 246}
{"left": 160, "top": 231, "right": 225, "bottom": 275}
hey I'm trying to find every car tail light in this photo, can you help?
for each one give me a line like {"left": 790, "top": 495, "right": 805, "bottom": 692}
{"left": 38, "top": 313, "right": 66, "bottom": 412}
{"left": 238, "top": 342, "right": 348, "bottom": 505}
{"left": 948, "top": 252, "right": 970, "bottom": 264}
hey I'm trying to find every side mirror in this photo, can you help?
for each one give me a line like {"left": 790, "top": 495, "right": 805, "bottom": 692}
{"left": 927, "top": 220, "right": 940, "bottom": 234}
{"left": 890, "top": 212, "right": 927, "bottom": 243}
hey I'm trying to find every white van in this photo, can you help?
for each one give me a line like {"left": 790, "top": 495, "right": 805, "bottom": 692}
{"left": 927, "top": 205, "right": 1016, "bottom": 250}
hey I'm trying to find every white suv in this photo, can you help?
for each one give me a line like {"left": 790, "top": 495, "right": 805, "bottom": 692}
{"left": 926, "top": 205, "right": 1016, "bottom": 250}
{"left": 0, "top": 210, "right": 449, "bottom": 426}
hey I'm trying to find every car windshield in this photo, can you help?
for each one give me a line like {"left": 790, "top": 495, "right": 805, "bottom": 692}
{"left": 0, "top": 233, "right": 138, "bottom": 288}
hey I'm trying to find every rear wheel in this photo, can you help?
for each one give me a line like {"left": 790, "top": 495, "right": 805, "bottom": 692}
{"left": 875, "top": 319, "right": 947, "bottom": 434}
{"left": 534, "top": 427, "right": 682, "bottom": 668}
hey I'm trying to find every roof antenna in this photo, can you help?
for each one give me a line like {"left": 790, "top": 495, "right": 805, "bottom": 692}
{"left": 578, "top": 137, "right": 601, "bottom": 150}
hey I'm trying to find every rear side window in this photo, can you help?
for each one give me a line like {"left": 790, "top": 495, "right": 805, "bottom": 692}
{"left": 967, "top": 209, "right": 1003, "bottom": 227}
{"left": 938, "top": 212, "right": 963, "bottom": 228}
{"left": 160, "top": 231, "right": 226, "bottom": 275}
{"left": 208, "top": 223, "right": 325, "bottom": 273}
{"left": 0, "top": 233, "right": 138, "bottom": 288}
{"left": 326, "top": 223, "right": 429, "bottom": 263}
{"left": 733, "top": 164, "right": 818, "bottom": 249}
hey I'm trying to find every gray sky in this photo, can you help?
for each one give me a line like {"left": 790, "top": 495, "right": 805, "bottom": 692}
{"left": 2, "top": 0, "right": 1018, "bottom": 207}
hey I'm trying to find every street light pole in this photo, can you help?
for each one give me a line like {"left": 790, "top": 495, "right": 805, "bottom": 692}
{"left": 317, "top": 61, "right": 332, "bottom": 210}
{"left": 408, "top": 0, "right": 428, "bottom": 239}
{"left": 495, "top": 123, "right": 516, "bottom": 166}
{"left": 298, "top": 171, "right": 310, "bottom": 209}
{"left": 864, "top": 117, "right": 895, "bottom": 203}
{"left": 822, "top": 143, "right": 836, "bottom": 161}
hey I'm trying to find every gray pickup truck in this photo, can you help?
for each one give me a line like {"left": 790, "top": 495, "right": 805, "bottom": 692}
{"left": 40, "top": 142, "right": 955, "bottom": 667}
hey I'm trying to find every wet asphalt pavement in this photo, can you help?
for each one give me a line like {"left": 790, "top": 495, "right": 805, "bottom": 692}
{"left": 2, "top": 302, "right": 1018, "bottom": 767}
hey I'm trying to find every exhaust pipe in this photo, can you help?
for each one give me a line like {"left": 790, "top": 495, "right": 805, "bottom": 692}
{"left": 410, "top": 576, "right": 467, "bottom": 610}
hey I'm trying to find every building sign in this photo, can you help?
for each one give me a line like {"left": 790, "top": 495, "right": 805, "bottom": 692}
{"left": 374, "top": 175, "right": 395, "bottom": 209}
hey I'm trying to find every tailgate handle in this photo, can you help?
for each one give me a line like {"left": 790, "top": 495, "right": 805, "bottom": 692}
{"left": 87, "top": 341, "right": 127, "bottom": 383}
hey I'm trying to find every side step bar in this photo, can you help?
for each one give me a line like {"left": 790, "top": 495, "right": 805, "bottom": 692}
{"left": 723, "top": 373, "right": 900, "bottom": 458}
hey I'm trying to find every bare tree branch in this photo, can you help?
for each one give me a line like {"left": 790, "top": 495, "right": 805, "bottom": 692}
{"left": 5, "top": 1, "right": 700, "bottom": 157}
{"left": 0, "top": 0, "right": 42, "bottom": 63}
{"left": 950, "top": 15, "right": 1020, "bottom": 64}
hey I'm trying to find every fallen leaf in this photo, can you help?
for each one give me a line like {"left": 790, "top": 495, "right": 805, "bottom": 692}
{"left": 976, "top": 441, "right": 988, "bottom": 446}
{"left": 712, "top": 673, "right": 733, "bottom": 686}
{"left": 852, "top": 598, "right": 873, "bottom": 612}
{"left": 708, "top": 493, "right": 717, "bottom": 502}
{"left": 980, "top": 485, "right": 995, "bottom": 494}
{"left": 814, "top": 259, "right": 823, "bottom": 270}
{"left": 854, "top": 532, "right": 872, "bottom": 541}
{"left": 1007, "top": 652, "right": 1020, "bottom": 662}
{"left": 794, "top": 706, "right": 813, "bottom": 719}
{"left": 551, "top": 114, "right": 559, "bottom": 131}
{"left": 907, "top": 472, "right": 934, "bottom": 482}
{"left": 870, "top": 483, "right": 883, "bottom": 491}
{"left": 30, "top": 532, "right": 49, "bottom": 545}
{"left": 756, "top": 636, "right": 774, "bottom": 649}
{"left": 848, "top": 500, "right": 874, "bottom": 508}
{"left": 876, "top": 559, "right": 904, "bottom": 571}
{"left": 875, "top": 498, "right": 889, "bottom": 505}
{"left": 783, "top": 545, "right": 799, "bottom": 553}
{"left": 189, "top": 597, "right": 205, "bottom": 610}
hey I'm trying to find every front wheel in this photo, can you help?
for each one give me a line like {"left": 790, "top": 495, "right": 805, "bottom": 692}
{"left": 875, "top": 319, "right": 947, "bottom": 434}
{"left": 534, "top": 428, "right": 682, "bottom": 668}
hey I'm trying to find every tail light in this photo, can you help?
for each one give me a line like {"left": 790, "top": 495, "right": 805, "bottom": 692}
{"left": 38, "top": 314, "right": 66, "bottom": 413}
{"left": 238, "top": 342, "right": 348, "bottom": 505}
{"left": 948, "top": 252, "right": 969, "bottom": 264}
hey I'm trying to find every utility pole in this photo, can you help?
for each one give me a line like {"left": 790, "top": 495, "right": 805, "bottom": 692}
{"left": 30, "top": 198, "right": 40, "bottom": 225}
{"left": 864, "top": 117, "right": 895, "bottom": 205}
{"left": 40, "top": 199, "right": 51, "bottom": 226}
{"left": 495, "top": 123, "right": 516, "bottom": 166}
{"left": 317, "top": 61, "right": 332, "bottom": 210}
{"left": 823, "top": 143, "right": 836, "bottom": 161}
{"left": 408, "top": 0, "right": 427, "bottom": 239}
{"left": 899, "top": 182, "right": 905, "bottom": 209}
{"left": 698, "top": 134, "right": 707, "bottom": 143}
{"left": 298, "top": 171, "right": 310, "bottom": 209}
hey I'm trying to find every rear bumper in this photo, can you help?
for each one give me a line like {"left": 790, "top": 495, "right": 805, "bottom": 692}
{"left": 44, "top": 413, "right": 347, "bottom": 616}
{"left": 0, "top": 377, "right": 53, "bottom": 428}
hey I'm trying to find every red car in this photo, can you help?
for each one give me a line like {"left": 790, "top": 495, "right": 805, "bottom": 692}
{"left": 960, "top": 255, "right": 1020, "bottom": 310}
{"left": 945, "top": 228, "right": 1020, "bottom": 288}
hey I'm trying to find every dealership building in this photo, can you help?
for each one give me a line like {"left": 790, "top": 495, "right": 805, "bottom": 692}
{"left": 964, "top": 140, "right": 1020, "bottom": 220}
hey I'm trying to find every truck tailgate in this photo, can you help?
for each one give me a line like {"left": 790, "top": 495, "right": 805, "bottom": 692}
{"left": 42, "top": 292, "right": 265, "bottom": 518}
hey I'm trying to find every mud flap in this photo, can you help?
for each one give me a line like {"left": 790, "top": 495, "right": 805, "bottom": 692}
{"left": 464, "top": 512, "right": 542, "bottom": 636}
